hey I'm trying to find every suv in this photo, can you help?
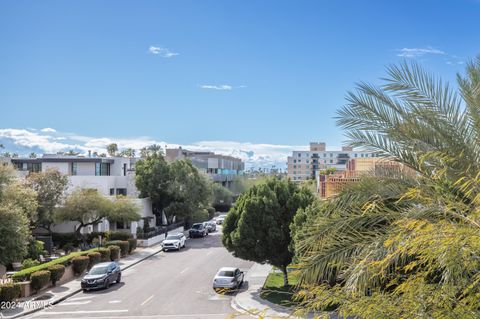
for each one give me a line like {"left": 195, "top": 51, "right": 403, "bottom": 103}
{"left": 204, "top": 221, "right": 216, "bottom": 233}
{"left": 189, "top": 223, "right": 208, "bottom": 238}
{"left": 81, "top": 262, "right": 121, "bottom": 291}
{"left": 162, "top": 233, "right": 186, "bottom": 251}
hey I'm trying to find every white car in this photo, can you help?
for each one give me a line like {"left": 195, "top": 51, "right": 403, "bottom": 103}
{"left": 213, "top": 267, "right": 244, "bottom": 292}
{"left": 162, "top": 233, "right": 186, "bottom": 251}
{"left": 216, "top": 214, "right": 228, "bottom": 225}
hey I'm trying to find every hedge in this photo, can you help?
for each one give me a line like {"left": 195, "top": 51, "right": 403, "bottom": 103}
{"left": 106, "top": 240, "right": 129, "bottom": 257}
{"left": 87, "top": 252, "right": 101, "bottom": 269}
{"left": 97, "top": 247, "right": 111, "bottom": 262}
{"left": 127, "top": 238, "right": 137, "bottom": 254}
{"left": 71, "top": 256, "right": 89, "bottom": 275}
{"left": 0, "top": 283, "right": 21, "bottom": 302}
{"left": 107, "top": 231, "right": 132, "bottom": 241}
{"left": 12, "top": 248, "right": 100, "bottom": 282}
{"left": 108, "top": 245, "right": 120, "bottom": 260}
{"left": 48, "top": 264, "right": 65, "bottom": 286}
{"left": 31, "top": 270, "right": 51, "bottom": 292}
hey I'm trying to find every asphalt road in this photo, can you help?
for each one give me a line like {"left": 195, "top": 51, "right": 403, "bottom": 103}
{"left": 26, "top": 227, "right": 254, "bottom": 319}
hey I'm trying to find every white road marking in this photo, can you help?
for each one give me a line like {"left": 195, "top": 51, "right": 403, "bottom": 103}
{"left": 206, "top": 251, "right": 213, "bottom": 256}
{"left": 68, "top": 296, "right": 94, "bottom": 301}
{"left": 180, "top": 267, "right": 189, "bottom": 274}
{"left": 58, "top": 300, "right": 91, "bottom": 306}
{"left": 140, "top": 294, "right": 155, "bottom": 306}
{"left": 108, "top": 300, "right": 122, "bottom": 304}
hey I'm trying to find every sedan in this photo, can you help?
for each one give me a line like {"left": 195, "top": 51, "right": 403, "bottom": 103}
{"left": 81, "top": 262, "right": 121, "bottom": 291}
{"left": 213, "top": 267, "right": 244, "bottom": 292}
{"left": 162, "top": 233, "right": 186, "bottom": 251}
{"left": 189, "top": 223, "right": 208, "bottom": 238}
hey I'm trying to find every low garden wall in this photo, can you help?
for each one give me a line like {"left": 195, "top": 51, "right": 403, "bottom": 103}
{"left": 137, "top": 226, "right": 184, "bottom": 247}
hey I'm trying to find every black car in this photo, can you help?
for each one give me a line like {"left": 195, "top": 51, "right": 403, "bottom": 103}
{"left": 189, "top": 223, "right": 208, "bottom": 238}
{"left": 81, "top": 262, "right": 121, "bottom": 291}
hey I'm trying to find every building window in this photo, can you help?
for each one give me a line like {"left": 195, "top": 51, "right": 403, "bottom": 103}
{"left": 110, "top": 188, "right": 115, "bottom": 196}
{"left": 330, "top": 160, "right": 333, "bottom": 163}
{"left": 27, "top": 163, "right": 42, "bottom": 173}
{"left": 354, "top": 154, "right": 357, "bottom": 158}
{"left": 293, "top": 159, "right": 296, "bottom": 163}
{"left": 297, "top": 153, "right": 301, "bottom": 157}
{"left": 71, "top": 162, "right": 77, "bottom": 175}
{"left": 298, "top": 159, "right": 301, "bottom": 163}
{"left": 306, "top": 160, "right": 309, "bottom": 163}
{"left": 293, "top": 165, "right": 296, "bottom": 169}
{"left": 95, "top": 163, "right": 111, "bottom": 176}
{"left": 323, "top": 153, "right": 326, "bottom": 157}
{"left": 330, "top": 153, "right": 333, "bottom": 157}
{"left": 116, "top": 188, "right": 127, "bottom": 196}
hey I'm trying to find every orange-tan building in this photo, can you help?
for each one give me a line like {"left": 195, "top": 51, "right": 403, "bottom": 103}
{"left": 317, "top": 157, "right": 413, "bottom": 198}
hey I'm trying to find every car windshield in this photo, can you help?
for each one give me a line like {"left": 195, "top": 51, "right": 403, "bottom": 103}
{"left": 89, "top": 266, "right": 108, "bottom": 275}
{"left": 166, "top": 235, "right": 180, "bottom": 240}
{"left": 192, "top": 224, "right": 202, "bottom": 229}
{"left": 218, "top": 271, "right": 234, "bottom": 277}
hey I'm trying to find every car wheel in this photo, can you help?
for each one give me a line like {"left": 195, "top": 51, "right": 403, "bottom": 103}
{"left": 105, "top": 280, "right": 110, "bottom": 289}
{"left": 116, "top": 273, "right": 121, "bottom": 283}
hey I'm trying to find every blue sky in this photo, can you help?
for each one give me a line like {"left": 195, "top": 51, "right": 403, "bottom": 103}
{"left": 1, "top": 0, "right": 479, "bottom": 168}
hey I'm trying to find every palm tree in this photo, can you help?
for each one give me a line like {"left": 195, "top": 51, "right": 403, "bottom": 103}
{"left": 293, "top": 56, "right": 480, "bottom": 318}
{"left": 106, "top": 143, "right": 118, "bottom": 157}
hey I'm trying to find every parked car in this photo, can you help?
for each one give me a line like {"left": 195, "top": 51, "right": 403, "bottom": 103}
{"left": 162, "top": 233, "right": 186, "bottom": 251}
{"left": 213, "top": 267, "right": 244, "bottom": 292}
{"left": 204, "top": 221, "right": 216, "bottom": 233}
{"left": 216, "top": 214, "right": 227, "bottom": 225}
{"left": 189, "top": 223, "right": 208, "bottom": 238}
{"left": 81, "top": 262, "right": 121, "bottom": 291}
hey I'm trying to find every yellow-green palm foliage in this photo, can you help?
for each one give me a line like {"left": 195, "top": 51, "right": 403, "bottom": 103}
{"left": 293, "top": 57, "right": 480, "bottom": 318}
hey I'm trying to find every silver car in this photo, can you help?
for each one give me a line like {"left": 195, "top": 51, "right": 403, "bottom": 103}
{"left": 204, "top": 221, "right": 216, "bottom": 232}
{"left": 213, "top": 267, "right": 244, "bottom": 292}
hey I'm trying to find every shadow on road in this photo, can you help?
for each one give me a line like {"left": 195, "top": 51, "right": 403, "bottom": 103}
{"left": 82, "top": 282, "right": 125, "bottom": 295}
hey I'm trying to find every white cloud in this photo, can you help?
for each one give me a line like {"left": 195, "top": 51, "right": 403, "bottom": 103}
{"left": 200, "top": 85, "right": 233, "bottom": 91}
{"left": 148, "top": 46, "right": 178, "bottom": 58}
{"left": 397, "top": 47, "right": 445, "bottom": 58}
{"left": 40, "top": 127, "right": 56, "bottom": 133}
{"left": 0, "top": 128, "right": 311, "bottom": 169}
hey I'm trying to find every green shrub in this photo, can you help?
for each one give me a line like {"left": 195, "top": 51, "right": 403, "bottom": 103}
{"left": 52, "top": 233, "right": 79, "bottom": 248}
{"left": 107, "top": 231, "right": 132, "bottom": 241}
{"left": 12, "top": 248, "right": 99, "bottom": 282}
{"left": 87, "top": 252, "right": 101, "bottom": 269}
{"left": 27, "top": 240, "right": 45, "bottom": 260}
{"left": 22, "top": 258, "right": 40, "bottom": 270}
{"left": 0, "top": 283, "right": 21, "bottom": 302}
{"left": 108, "top": 245, "right": 120, "bottom": 260}
{"left": 97, "top": 247, "right": 111, "bottom": 262}
{"left": 106, "top": 240, "right": 129, "bottom": 257}
{"left": 63, "top": 243, "right": 75, "bottom": 253}
{"left": 31, "top": 270, "right": 51, "bottom": 292}
{"left": 127, "top": 238, "right": 137, "bottom": 253}
{"left": 86, "top": 231, "right": 106, "bottom": 244}
{"left": 47, "top": 264, "right": 65, "bottom": 286}
{"left": 71, "top": 256, "right": 89, "bottom": 275}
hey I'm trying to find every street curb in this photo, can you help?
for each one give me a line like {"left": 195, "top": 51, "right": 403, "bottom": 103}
{"left": 8, "top": 246, "right": 164, "bottom": 319}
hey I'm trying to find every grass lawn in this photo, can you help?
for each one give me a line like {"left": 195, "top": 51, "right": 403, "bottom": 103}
{"left": 260, "top": 269, "right": 299, "bottom": 307}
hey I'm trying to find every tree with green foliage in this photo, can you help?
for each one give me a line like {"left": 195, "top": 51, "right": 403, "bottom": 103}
{"left": 222, "top": 178, "right": 314, "bottom": 287}
{"left": 165, "top": 160, "right": 213, "bottom": 225}
{"left": 55, "top": 189, "right": 140, "bottom": 242}
{"left": 211, "top": 182, "right": 234, "bottom": 211}
{"left": 293, "top": 56, "right": 480, "bottom": 318}
{"left": 27, "top": 169, "right": 69, "bottom": 232}
{"left": 0, "top": 165, "right": 37, "bottom": 265}
{"left": 135, "top": 149, "right": 213, "bottom": 225}
{"left": 119, "top": 148, "right": 135, "bottom": 157}
{"left": 135, "top": 151, "right": 174, "bottom": 223}
{"left": 106, "top": 143, "right": 118, "bottom": 157}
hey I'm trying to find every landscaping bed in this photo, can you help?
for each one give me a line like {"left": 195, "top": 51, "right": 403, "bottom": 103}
{"left": 260, "top": 269, "right": 299, "bottom": 308}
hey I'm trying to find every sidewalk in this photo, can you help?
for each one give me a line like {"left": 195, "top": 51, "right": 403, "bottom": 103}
{"left": 233, "top": 263, "right": 298, "bottom": 318}
{"left": 0, "top": 243, "right": 165, "bottom": 319}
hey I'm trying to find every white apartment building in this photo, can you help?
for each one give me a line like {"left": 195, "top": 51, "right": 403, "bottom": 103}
{"left": 287, "top": 142, "right": 379, "bottom": 182}
{"left": 6, "top": 154, "right": 155, "bottom": 235}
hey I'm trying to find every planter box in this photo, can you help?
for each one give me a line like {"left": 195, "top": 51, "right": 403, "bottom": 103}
{"left": 137, "top": 226, "right": 184, "bottom": 247}
{"left": 19, "top": 281, "right": 31, "bottom": 298}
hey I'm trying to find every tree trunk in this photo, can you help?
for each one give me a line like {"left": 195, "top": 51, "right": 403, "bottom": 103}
{"left": 281, "top": 265, "right": 289, "bottom": 287}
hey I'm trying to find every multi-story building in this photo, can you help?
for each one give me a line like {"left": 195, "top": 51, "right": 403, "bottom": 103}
{"left": 165, "top": 147, "right": 244, "bottom": 187}
{"left": 317, "top": 157, "right": 413, "bottom": 198}
{"left": 4, "top": 154, "right": 155, "bottom": 235}
{"left": 287, "top": 142, "right": 379, "bottom": 182}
